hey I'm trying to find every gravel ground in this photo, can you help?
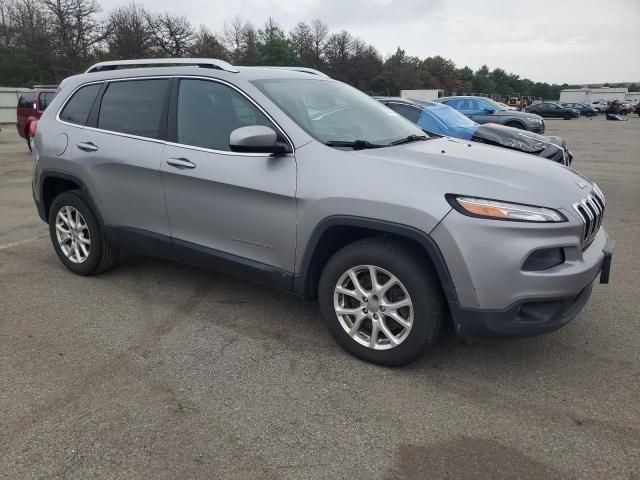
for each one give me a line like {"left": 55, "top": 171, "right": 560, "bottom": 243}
{"left": 1, "top": 115, "right": 639, "bottom": 479}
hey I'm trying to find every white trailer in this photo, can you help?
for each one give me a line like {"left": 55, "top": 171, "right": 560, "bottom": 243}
{"left": 400, "top": 89, "right": 444, "bottom": 101}
{"left": 560, "top": 87, "right": 628, "bottom": 104}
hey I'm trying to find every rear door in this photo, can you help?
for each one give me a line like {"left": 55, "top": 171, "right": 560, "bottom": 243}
{"left": 160, "top": 77, "right": 297, "bottom": 287}
{"left": 68, "top": 78, "right": 172, "bottom": 252}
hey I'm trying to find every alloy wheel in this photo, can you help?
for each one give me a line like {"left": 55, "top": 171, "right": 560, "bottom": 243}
{"left": 55, "top": 206, "right": 91, "bottom": 263}
{"left": 333, "top": 265, "right": 414, "bottom": 350}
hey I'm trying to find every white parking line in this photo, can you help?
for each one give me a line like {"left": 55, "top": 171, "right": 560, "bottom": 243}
{"left": 0, "top": 236, "right": 47, "bottom": 250}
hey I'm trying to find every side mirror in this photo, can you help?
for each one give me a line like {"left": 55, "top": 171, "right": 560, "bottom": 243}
{"left": 483, "top": 108, "right": 495, "bottom": 114}
{"left": 229, "top": 126, "right": 289, "bottom": 154}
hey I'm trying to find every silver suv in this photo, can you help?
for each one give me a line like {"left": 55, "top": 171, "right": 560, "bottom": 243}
{"left": 32, "top": 58, "right": 614, "bottom": 366}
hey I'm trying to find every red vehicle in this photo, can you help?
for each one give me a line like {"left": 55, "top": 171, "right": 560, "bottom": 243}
{"left": 16, "top": 86, "right": 57, "bottom": 151}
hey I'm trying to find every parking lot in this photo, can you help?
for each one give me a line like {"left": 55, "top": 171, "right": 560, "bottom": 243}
{"left": 1, "top": 116, "right": 639, "bottom": 479}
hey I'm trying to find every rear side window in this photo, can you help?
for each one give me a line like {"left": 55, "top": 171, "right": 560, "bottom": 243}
{"left": 98, "top": 79, "right": 168, "bottom": 139}
{"left": 17, "top": 92, "right": 36, "bottom": 108}
{"left": 59, "top": 84, "right": 102, "bottom": 125}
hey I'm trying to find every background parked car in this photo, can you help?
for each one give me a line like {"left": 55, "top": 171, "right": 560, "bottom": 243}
{"left": 525, "top": 102, "right": 580, "bottom": 119}
{"left": 378, "top": 97, "right": 572, "bottom": 165}
{"left": 590, "top": 100, "right": 608, "bottom": 113}
{"left": 437, "top": 95, "right": 545, "bottom": 133}
{"left": 560, "top": 102, "right": 598, "bottom": 117}
{"left": 16, "top": 86, "right": 57, "bottom": 151}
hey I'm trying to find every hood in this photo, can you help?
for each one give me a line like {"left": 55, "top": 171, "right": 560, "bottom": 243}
{"left": 350, "top": 137, "right": 591, "bottom": 210}
{"left": 471, "top": 123, "right": 568, "bottom": 163}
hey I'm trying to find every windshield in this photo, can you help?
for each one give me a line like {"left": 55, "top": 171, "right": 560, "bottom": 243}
{"left": 484, "top": 98, "right": 508, "bottom": 111}
{"left": 252, "top": 78, "right": 426, "bottom": 146}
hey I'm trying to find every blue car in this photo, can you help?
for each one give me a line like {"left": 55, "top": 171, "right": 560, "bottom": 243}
{"left": 377, "top": 97, "right": 572, "bottom": 165}
{"left": 560, "top": 103, "right": 598, "bottom": 117}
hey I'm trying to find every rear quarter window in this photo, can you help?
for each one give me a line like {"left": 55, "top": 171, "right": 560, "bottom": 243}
{"left": 59, "top": 83, "right": 102, "bottom": 125}
{"left": 17, "top": 92, "right": 36, "bottom": 108}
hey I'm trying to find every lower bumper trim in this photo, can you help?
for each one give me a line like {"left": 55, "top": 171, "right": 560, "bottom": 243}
{"left": 451, "top": 283, "right": 593, "bottom": 342}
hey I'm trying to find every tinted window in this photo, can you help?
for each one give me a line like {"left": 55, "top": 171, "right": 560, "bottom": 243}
{"left": 17, "top": 92, "right": 36, "bottom": 108}
{"left": 388, "top": 103, "right": 422, "bottom": 123}
{"left": 38, "top": 92, "right": 56, "bottom": 111}
{"left": 59, "top": 84, "right": 102, "bottom": 125}
{"left": 177, "top": 79, "right": 273, "bottom": 151}
{"left": 98, "top": 79, "right": 168, "bottom": 139}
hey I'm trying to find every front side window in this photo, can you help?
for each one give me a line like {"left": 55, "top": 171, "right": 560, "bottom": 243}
{"left": 252, "top": 78, "right": 424, "bottom": 145}
{"left": 98, "top": 79, "right": 168, "bottom": 139}
{"left": 387, "top": 103, "right": 422, "bottom": 124}
{"left": 176, "top": 79, "right": 274, "bottom": 151}
{"left": 59, "top": 83, "right": 102, "bottom": 125}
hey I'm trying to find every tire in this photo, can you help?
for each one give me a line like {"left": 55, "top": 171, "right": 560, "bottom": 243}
{"left": 48, "top": 191, "right": 118, "bottom": 275}
{"left": 318, "top": 237, "right": 446, "bottom": 366}
{"left": 586, "top": 112, "right": 594, "bottom": 118}
{"left": 26, "top": 128, "right": 33, "bottom": 152}
{"left": 505, "top": 121, "right": 525, "bottom": 129}
{"left": 563, "top": 113, "right": 572, "bottom": 120}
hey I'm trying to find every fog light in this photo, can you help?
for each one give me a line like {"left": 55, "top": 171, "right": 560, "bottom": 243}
{"left": 523, "top": 248, "right": 565, "bottom": 271}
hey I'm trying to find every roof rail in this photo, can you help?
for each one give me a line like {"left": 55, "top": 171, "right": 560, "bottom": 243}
{"left": 85, "top": 58, "right": 239, "bottom": 74}
{"left": 262, "top": 66, "right": 330, "bottom": 78}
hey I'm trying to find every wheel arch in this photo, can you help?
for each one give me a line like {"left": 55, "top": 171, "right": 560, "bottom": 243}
{"left": 293, "top": 215, "right": 457, "bottom": 304}
{"left": 505, "top": 119, "right": 526, "bottom": 129}
{"left": 40, "top": 170, "right": 104, "bottom": 227}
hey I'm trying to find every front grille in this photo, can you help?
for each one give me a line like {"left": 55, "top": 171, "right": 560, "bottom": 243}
{"left": 573, "top": 186, "right": 605, "bottom": 248}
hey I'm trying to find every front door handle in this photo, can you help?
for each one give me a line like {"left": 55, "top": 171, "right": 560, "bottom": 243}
{"left": 166, "top": 158, "right": 196, "bottom": 169}
{"left": 77, "top": 142, "right": 98, "bottom": 152}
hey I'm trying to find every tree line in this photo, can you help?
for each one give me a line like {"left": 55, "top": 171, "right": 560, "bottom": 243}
{"left": 1, "top": 0, "right": 637, "bottom": 99}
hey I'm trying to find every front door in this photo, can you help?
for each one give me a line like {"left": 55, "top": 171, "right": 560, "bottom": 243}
{"left": 160, "top": 78, "right": 297, "bottom": 288}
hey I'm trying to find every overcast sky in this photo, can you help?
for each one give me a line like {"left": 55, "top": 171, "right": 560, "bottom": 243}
{"left": 100, "top": 0, "right": 640, "bottom": 84}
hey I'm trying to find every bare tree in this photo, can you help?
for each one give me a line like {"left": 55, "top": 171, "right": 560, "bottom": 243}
{"left": 42, "top": 0, "right": 104, "bottom": 75}
{"left": 223, "top": 15, "right": 245, "bottom": 64}
{"left": 145, "top": 11, "right": 194, "bottom": 57}
{"left": 105, "top": 2, "right": 153, "bottom": 59}
{"left": 289, "top": 21, "right": 313, "bottom": 65}
{"left": 190, "top": 25, "right": 228, "bottom": 59}
{"left": 310, "top": 19, "right": 328, "bottom": 67}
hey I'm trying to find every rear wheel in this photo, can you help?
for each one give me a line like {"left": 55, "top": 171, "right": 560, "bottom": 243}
{"left": 49, "top": 191, "right": 118, "bottom": 275}
{"left": 318, "top": 238, "right": 446, "bottom": 366}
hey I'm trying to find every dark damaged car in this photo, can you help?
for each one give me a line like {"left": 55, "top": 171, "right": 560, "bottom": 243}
{"left": 377, "top": 97, "right": 573, "bottom": 165}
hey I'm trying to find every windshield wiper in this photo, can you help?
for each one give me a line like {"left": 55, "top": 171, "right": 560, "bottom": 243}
{"left": 388, "top": 134, "right": 429, "bottom": 146}
{"left": 325, "top": 140, "right": 386, "bottom": 150}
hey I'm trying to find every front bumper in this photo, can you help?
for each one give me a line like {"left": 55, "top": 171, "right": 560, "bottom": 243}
{"left": 431, "top": 210, "right": 613, "bottom": 341}
{"left": 450, "top": 237, "right": 614, "bottom": 342}
{"left": 531, "top": 120, "right": 545, "bottom": 134}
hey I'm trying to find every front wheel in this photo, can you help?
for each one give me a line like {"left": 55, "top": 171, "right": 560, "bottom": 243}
{"left": 563, "top": 113, "right": 572, "bottom": 120}
{"left": 49, "top": 191, "right": 118, "bottom": 275}
{"left": 318, "top": 238, "right": 446, "bottom": 366}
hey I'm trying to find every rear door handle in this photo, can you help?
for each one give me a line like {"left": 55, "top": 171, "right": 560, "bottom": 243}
{"left": 166, "top": 158, "right": 196, "bottom": 169}
{"left": 77, "top": 142, "right": 98, "bottom": 152}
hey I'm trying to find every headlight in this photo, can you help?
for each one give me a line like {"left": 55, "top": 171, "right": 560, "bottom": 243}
{"left": 526, "top": 117, "right": 542, "bottom": 123}
{"left": 447, "top": 195, "right": 566, "bottom": 222}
